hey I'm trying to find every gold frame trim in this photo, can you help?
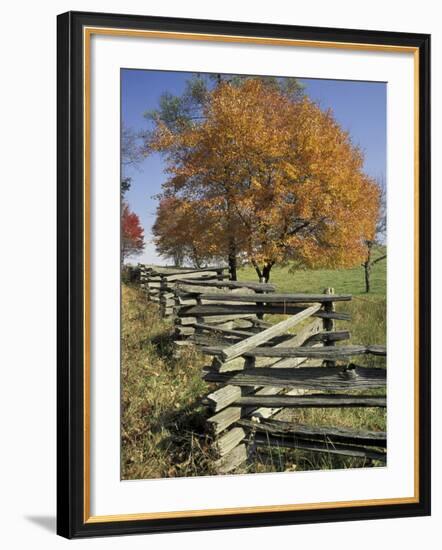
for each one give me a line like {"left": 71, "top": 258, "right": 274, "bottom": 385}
{"left": 83, "top": 26, "right": 420, "bottom": 524}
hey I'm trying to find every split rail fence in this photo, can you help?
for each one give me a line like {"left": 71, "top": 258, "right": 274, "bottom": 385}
{"left": 136, "top": 267, "right": 386, "bottom": 474}
{"left": 191, "top": 289, "right": 387, "bottom": 474}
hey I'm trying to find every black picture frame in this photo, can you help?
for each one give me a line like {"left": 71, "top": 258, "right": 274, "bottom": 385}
{"left": 57, "top": 10, "right": 431, "bottom": 539}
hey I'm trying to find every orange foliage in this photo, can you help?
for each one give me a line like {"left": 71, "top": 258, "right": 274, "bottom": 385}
{"left": 152, "top": 196, "right": 225, "bottom": 267}
{"left": 148, "top": 79, "right": 380, "bottom": 279}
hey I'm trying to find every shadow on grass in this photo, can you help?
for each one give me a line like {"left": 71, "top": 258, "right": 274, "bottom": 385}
{"left": 138, "top": 330, "right": 176, "bottom": 362}
{"left": 153, "top": 398, "right": 216, "bottom": 477}
{"left": 152, "top": 396, "right": 208, "bottom": 439}
{"left": 145, "top": 330, "right": 175, "bottom": 361}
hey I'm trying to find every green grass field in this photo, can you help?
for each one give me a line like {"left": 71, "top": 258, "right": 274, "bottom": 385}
{"left": 238, "top": 250, "right": 386, "bottom": 297}
{"left": 121, "top": 257, "right": 386, "bottom": 479}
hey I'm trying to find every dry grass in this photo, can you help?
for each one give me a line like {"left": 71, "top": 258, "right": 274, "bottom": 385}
{"left": 121, "top": 285, "right": 216, "bottom": 479}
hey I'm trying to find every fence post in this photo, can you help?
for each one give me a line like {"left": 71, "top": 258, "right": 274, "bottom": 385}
{"left": 139, "top": 265, "right": 149, "bottom": 300}
{"left": 159, "top": 275, "right": 167, "bottom": 317}
{"left": 323, "top": 287, "right": 335, "bottom": 367}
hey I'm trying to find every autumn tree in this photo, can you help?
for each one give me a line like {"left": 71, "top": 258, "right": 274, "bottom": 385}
{"left": 153, "top": 198, "right": 186, "bottom": 267}
{"left": 145, "top": 74, "right": 303, "bottom": 279}
{"left": 147, "top": 78, "right": 379, "bottom": 282}
{"left": 362, "top": 179, "right": 386, "bottom": 292}
{"left": 121, "top": 202, "right": 145, "bottom": 261}
{"left": 152, "top": 196, "right": 227, "bottom": 267}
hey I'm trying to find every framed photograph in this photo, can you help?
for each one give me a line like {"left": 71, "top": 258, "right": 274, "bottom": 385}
{"left": 57, "top": 11, "right": 431, "bottom": 538}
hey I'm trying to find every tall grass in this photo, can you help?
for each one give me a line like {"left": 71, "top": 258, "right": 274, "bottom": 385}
{"left": 121, "top": 285, "right": 214, "bottom": 480}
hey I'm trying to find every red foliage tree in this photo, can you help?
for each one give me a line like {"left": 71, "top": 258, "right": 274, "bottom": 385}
{"left": 121, "top": 202, "right": 145, "bottom": 261}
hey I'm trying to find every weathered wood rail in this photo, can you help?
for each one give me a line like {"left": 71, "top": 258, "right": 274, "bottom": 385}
{"left": 178, "top": 304, "right": 351, "bottom": 320}
{"left": 237, "top": 418, "right": 387, "bottom": 447}
{"left": 233, "top": 394, "right": 386, "bottom": 408}
{"left": 204, "top": 365, "right": 386, "bottom": 390}
{"left": 203, "top": 344, "right": 386, "bottom": 360}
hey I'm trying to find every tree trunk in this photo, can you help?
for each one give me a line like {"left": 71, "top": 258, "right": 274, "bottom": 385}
{"left": 364, "top": 242, "right": 373, "bottom": 293}
{"left": 262, "top": 262, "right": 273, "bottom": 283}
{"left": 254, "top": 265, "right": 263, "bottom": 282}
{"left": 191, "top": 247, "right": 202, "bottom": 269}
{"left": 224, "top": 183, "right": 237, "bottom": 280}
{"left": 364, "top": 263, "right": 371, "bottom": 293}
{"left": 253, "top": 261, "right": 273, "bottom": 283}
{"left": 173, "top": 251, "right": 184, "bottom": 267}
{"left": 228, "top": 238, "right": 237, "bottom": 281}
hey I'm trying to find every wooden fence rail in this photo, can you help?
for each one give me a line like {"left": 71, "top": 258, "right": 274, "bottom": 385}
{"left": 177, "top": 304, "right": 351, "bottom": 320}
{"left": 233, "top": 394, "right": 387, "bottom": 408}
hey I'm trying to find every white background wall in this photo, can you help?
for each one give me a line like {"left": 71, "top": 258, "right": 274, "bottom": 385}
{"left": 0, "top": 0, "right": 439, "bottom": 547}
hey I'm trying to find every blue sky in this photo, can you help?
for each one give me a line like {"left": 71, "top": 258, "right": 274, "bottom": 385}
{"left": 121, "top": 69, "right": 386, "bottom": 264}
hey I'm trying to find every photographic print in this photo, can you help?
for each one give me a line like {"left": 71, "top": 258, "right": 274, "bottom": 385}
{"left": 120, "top": 69, "right": 387, "bottom": 480}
